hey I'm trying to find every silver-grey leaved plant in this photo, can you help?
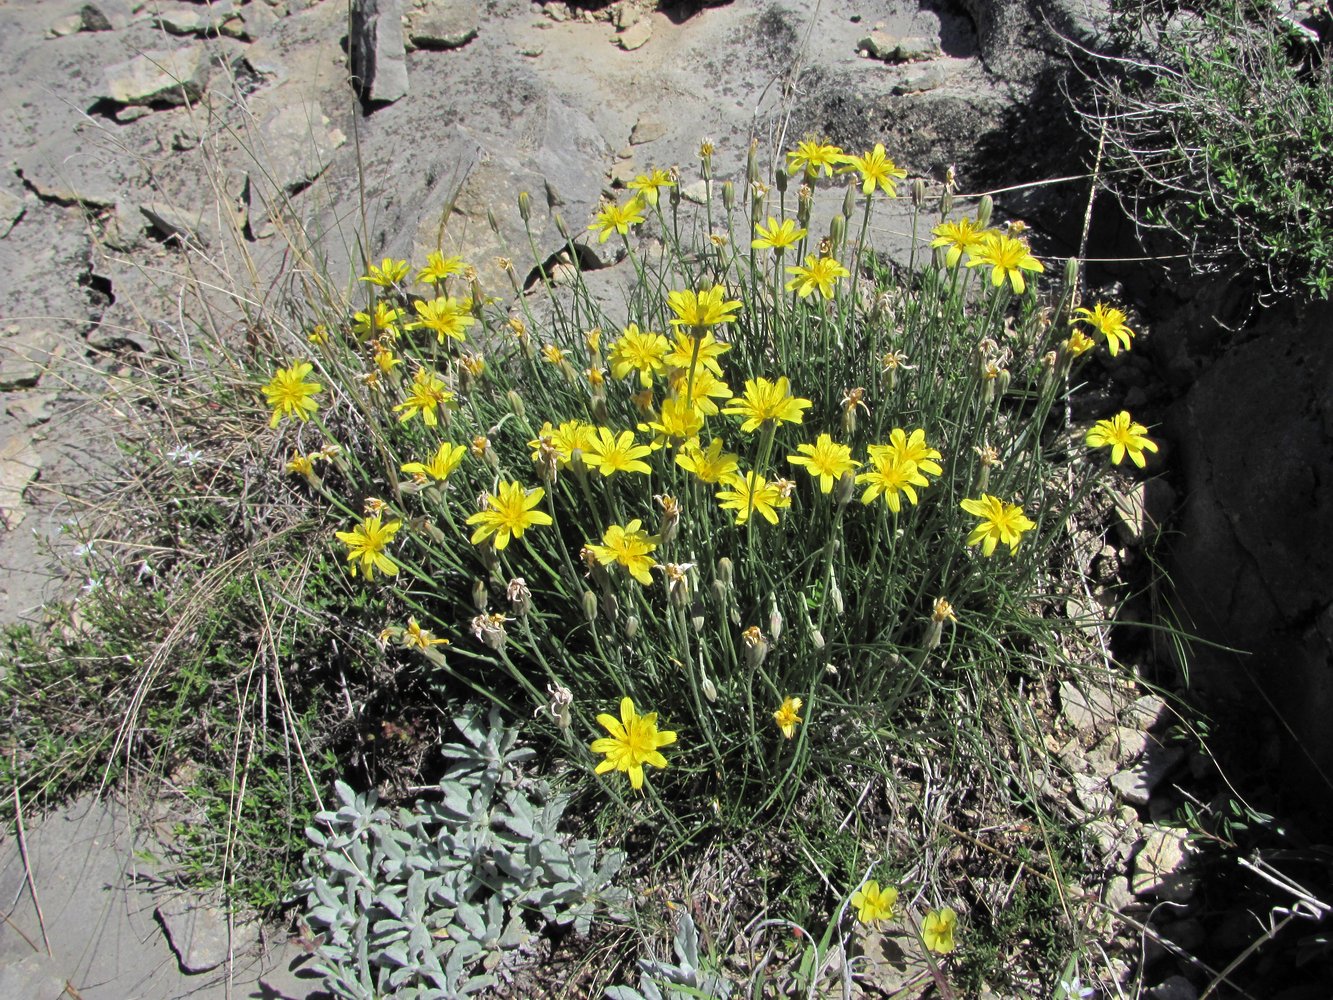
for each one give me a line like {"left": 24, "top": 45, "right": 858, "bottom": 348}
{"left": 302, "top": 708, "right": 629, "bottom": 998}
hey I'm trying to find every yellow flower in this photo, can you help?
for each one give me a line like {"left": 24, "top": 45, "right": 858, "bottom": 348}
{"left": 466, "top": 480, "right": 552, "bottom": 550}
{"left": 400, "top": 441, "right": 466, "bottom": 482}
{"left": 459, "top": 352, "right": 487, "bottom": 378}
{"left": 788, "top": 434, "right": 859, "bottom": 493}
{"left": 668, "top": 367, "right": 732, "bottom": 415}
{"left": 403, "top": 617, "right": 449, "bottom": 649}
{"left": 929, "top": 217, "right": 995, "bottom": 267}
{"left": 667, "top": 285, "right": 742, "bottom": 331}
{"left": 1074, "top": 301, "right": 1135, "bottom": 356}
{"left": 879, "top": 428, "right": 943, "bottom": 479}
{"left": 408, "top": 295, "right": 474, "bottom": 343}
{"left": 676, "top": 437, "right": 739, "bottom": 484}
{"left": 590, "top": 697, "right": 677, "bottom": 791}
{"left": 609, "top": 324, "right": 670, "bottom": 386}
{"left": 785, "top": 254, "right": 850, "bottom": 299}
{"left": 663, "top": 330, "right": 732, "bottom": 378}
{"left": 416, "top": 251, "right": 465, "bottom": 285}
{"left": 351, "top": 301, "right": 403, "bottom": 340}
{"left": 529, "top": 419, "right": 597, "bottom": 467}
{"left": 373, "top": 346, "right": 403, "bottom": 374}
{"left": 542, "top": 344, "right": 567, "bottom": 365}
{"left": 583, "top": 427, "right": 652, "bottom": 478}
{"left": 965, "top": 233, "right": 1045, "bottom": 294}
{"left": 307, "top": 324, "right": 329, "bottom": 345}
{"left": 850, "top": 880, "right": 898, "bottom": 925}
{"left": 586, "top": 519, "right": 658, "bottom": 586}
{"left": 840, "top": 144, "right": 908, "bottom": 197}
{"left": 752, "top": 216, "right": 807, "bottom": 252}
{"left": 589, "top": 196, "right": 646, "bottom": 242}
{"left": 1086, "top": 411, "right": 1158, "bottom": 468}
{"left": 262, "top": 362, "right": 322, "bottom": 427}
{"left": 627, "top": 167, "right": 674, "bottom": 206}
{"left": 640, "top": 397, "right": 704, "bottom": 447}
{"left": 717, "top": 471, "right": 790, "bottom": 525}
{"left": 960, "top": 495, "right": 1036, "bottom": 556}
{"left": 773, "top": 696, "right": 803, "bottom": 738}
{"left": 335, "top": 514, "right": 401, "bottom": 580}
{"left": 856, "top": 450, "right": 930, "bottom": 512}
{"left": 360, "top": 257, "right": 410, "bottom": 287}
{"left": 921, "top": 907, "right": 958, "bottom": 954}
{"left": 285, "top": 452, "right": 316, "bottom": 477}
{"left": 723, "top": 376, "right": 812, "bottom": 433}
{"left": 787, "top": 138, "right": 844, "bottom": 179}
{"left": 393, "top": 369, "right": 455, "bottom": 427}
{"left": 1064, "top": 330, "right": 1096, "bottom": 357}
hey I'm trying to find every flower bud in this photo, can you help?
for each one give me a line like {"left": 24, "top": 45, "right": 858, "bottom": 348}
{"left": 775, "top": 167, "right": 788, "bottom": 194}
{"left": 624, "top": 614, "right": 639, "bottom": 639}
{"left": 810, "top": 627, "right": 825, "bottom": 650}
{"left": 797, "top": 185, "right": 813, "bottom": 227}
{"left": 768, "top": 601, "right": 783, "bottom": 644}
{"left": 843, "top": 184, "right": 856, "bottom": 219}
{"left": 701, "top": 672, "right": 718, "bottom": 703}
{"left": 507, "top": 577, "right": 532, "bottom": 617}
{"left": 472, "top": 578, "right": 488, "bottom": 612}
{"left": 600, "top": 591, "right": 619, "bottom": 621}
{"left": 911, "top": 178, "right": 927, "bottom": 207}
{"left": 940, "top": 189, "right": 954, "bottom": 217}
{"left": 995, "top": 368, "right": 1011, "bottom": 397}
{"left": 741, "top": 626, "right": 769, "bottom": 669}
{"left": 487, "top": 206, "right": 501, "bottom": 234}
{"left": 828, "top": 213, "right": 846, "bottom": 250}
{"left": 716, "top": 557, "right": 734, "bottom": 588}
{"left": 669, "top": 183, "right": 681, "bottom": 209}
{"left": 506, "top": 389, "right": 526, "bottom": 422}
{"left": 1064, "top": 255, "right": 1080, "bottom": 289}
{"left": 553, "top": 212, "right": 569, "bottom": 240}
{"left": 747, "top": 139, "right": 760, "bottom": 184}
{"left": 835, "top": 471, "right": 857, "bottom": 509}
{"left": 829, "top": 575, "right": 844, "bottom": 615}
{"left": 976, "top": 195, "right": 993, "bottom": 229}
{"left": 722, "top": 180, "right": 735, "bottom": 212}
{"left": 581, "top": 589, "right": 598, "bottom": 622}
{"left": 518, "top": 190, "right": 531, "bottom": 223}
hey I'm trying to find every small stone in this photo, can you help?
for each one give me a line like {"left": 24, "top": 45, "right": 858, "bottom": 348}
{"left": 858, "top": 30, "right": 897, "bottom": 60}
{"left": 681, "top": 179, "right": 710, "bottom": 204}
{"left": 103, "top": 201, "right": 145, "bottom": 251}
{"left": 404, "top": 0, "right": 480, "bottom": 51}
{"left": 892, "top": 63, "right": 951, "bottom": 94}
{"left": 156, "top": 894, "right": 258, "bottom": 975}
{"left": 630, "top": 115, "right": 667, "bottom": 145}
{"left": 1088, "top": 819, "right": 1138, "bottom": 865}
{"left": 259, "top": 102, "right": 346, "bottom": 194}
{"left": 1072, "top": 771, "right": 1114, "bottom": 818}
{"left": 608, "top": 159, "right": 637, "bottom": 186}
{"left": 1132, "top": 824, "right": 1197, "bottom": 903}
{"left": 114, "top": 105, "right": 154, "bottom": 123}
{"left": 1104, "top": 874, "right": 1134, "bottom": 912}
{"left": 49, "top": 13, "right": 85, "bottom": 37}
{"left": 1059, "top": 679, "right": 1117, "bottom": 735}
{"left": 0, "top": 190, "right": 25, "bottom": 238}
{"left": 615, "top": 3, "right": 640, "bottom": 29}
{"left": 155, "top": 8, "right": 209, "bottom": 35}
{"left": 617, "top": 18, "right": 652, "bottom": 50}
{"left": 892, "top": 36, "right": 940, "bottom": 61}
{"left": 140, "top": 202, "right": 207, "bottom": 245}
{"left": 1147, "top": 975, "right": 1199, "bottom": 1000}
{"left": 103, "top": 47, "right": 209, "bottom": 107}
{"left": 1095, "top": 726, "right": 1151, "bottom": 768}
{"left": 1125, "top": 693, "right": 1167, "bottom": 729}
{"left": 545, "top": 2, "right": 568, "bottom": 21}
{"left": 1111, "top": 745, "right": 1183, "bottom": 806}
{"left": 0, "top": 434, "right": 41, "bottom": 530}
{"left": 0, "top": 329, "right": 60, "bottom": 390}
{"left": 79, "top": 4, "right": 115, "bottom": 31}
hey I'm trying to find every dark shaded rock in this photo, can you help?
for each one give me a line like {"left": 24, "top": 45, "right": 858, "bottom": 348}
{"left": 350, "top": 0, "right": 409, "bottom": 105}
{"left": 102, "top": 47, "right": 209, "bottom": 107}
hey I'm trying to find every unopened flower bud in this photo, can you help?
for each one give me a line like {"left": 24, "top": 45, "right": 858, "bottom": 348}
{"left": 747, "top": 139, "right": 760, "bottom": 184}
{"left": 472, "top": 578, "right": 488, "bottom": 612}
{"left": 600, "top": 591, "right": 619, "bottom": 621}
{"left": 624, "top": 614, "right": 639, "bottom": 639}
{"left": 722, "top": 180, "right": 734, "bottom": 212}
{"left": 553, "top": 212, "right": 569, "bottom": 239}
{"left": 1064, "top": 255, "right": 1080, "bottom": 289}
{"left": 911, "top": 178, "right": 927, "bottom": 207}
{"left": 828, "top": 213, "right": 845, "bottom": 250}
{"left": 775, "top": 167, "right": 788, "bottom": 194}
{"left": 940, "top": 189, "right": 954, "bottom": 217}
{"left": 701, "top": 672, "right": 718, "bottom": 703}
{"left": 768, "top": 601, "right": 783, "bottom": 643}
{"left": 810, "top": 627, "right": 825, "bottom": 650}
{"left": 995, "top": 368, "right": 1011, "bottom": 397}
{"left": 669, "top": 183, "right": 681, "bottom": 209}
{"left": 829, "top": 575, "right": 844, "bottom": 615}
{"left": 581, "top": 589, "right": 598, "bottom": 622}
{"left": 835, "top": 471, "right": 857, "bottom": 509}
{"left": 716, "top": 557, "right": 734, "bottom": 588}
{"left": 506, "top": 389, "right": 526, "bottom": 422}
{"left": 518, "top": 190, "right": 531, "bottom": 223}
{"left": 976, "top": 195, "right": 993, "bottom": 229}
{"left": 842, "top": 184, "right": 856, "bottom": 219}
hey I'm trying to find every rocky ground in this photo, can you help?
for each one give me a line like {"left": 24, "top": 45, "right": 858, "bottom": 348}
{"left": 0, "top": 1, "right": 1228, "bottom": 997}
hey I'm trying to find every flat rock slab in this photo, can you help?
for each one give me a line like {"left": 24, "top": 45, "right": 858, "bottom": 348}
{"left": 0, "top": 434, "right": 41, "bottom": 530}
{"left": 259, "top": 102, "right": 346, "bottom": 194}
{"left": 102, "top": 46, "right": 210, "bottom": 106}
{"left": 405, "top": 0, "right": 480, "bottom": 50}
{"left": 0, "top": 327, "right": 61, "bottom": 390}
{"left": 1132, "top": 824, "right": 1198, "bottom": 903}
{"left": 350, "top": 0, "right": 410, "bottom": 104}
{"left": 1111, "top": 745, "right": 1183, "bottom": 806}
{"left": 1059, "top": 679, "right": 1119, "bottom": 735}
{"left": 156, "top": 892, "right": 260, "bottom": 974}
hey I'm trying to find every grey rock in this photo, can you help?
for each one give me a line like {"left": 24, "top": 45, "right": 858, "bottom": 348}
{"left": 1059, "top": 679, "right": 1117, "bottom": 735}
{"left": 681, "top": 179, "right": 711, "bottom": 204}
{"left": 140, "top": 202, "right": 208, "bottom": 246}
{"left": 1104, "top": 874, "right": 1134, "bottom": 912}
{"left": 892, "top": 63, "right": 953, "bottom": 94}
{"left": 858, "top": 31, "right": 939, "bottom": 63}
{"left": 0, "top": 434, "right": 41, "bottom": 531}
{"left": 1095, "top": 725, "right": 1151, "bottom": 768}
{"left": 103, "top": 201, "right": 146, "bottom": 251}
{"left": 615, "top": 2, "right": 640, "bottom": 29}
{"left": 1109, "top": 480, "right": 1147, "bottom": 542}
{"left": 1132, "top": 824, "right": 1197, "bottom": 903}
{"left": 1148, "top": 975, "right": 1200, "bottom": 1000}
{"left": 16, "top": 160, "right": 117, "bottom": 209}
{"left": 113, "top": 104, "right": 154, "bottom": 123}
{"left": 0, "top": 190, "right": 25, "bottom": 238}
{"left": 1110, "top": 745, "right": 1183, "bottom": 806}
{"left": 0, "top": 953, "right": 71, "bottom": 999}
{"left": 0, "top": 328, "right": 60, "bottom": 390}
{"left": 102, "top": 47, "right": 209, "bottom": 107}
{"left": 608, "top": 158, "right": 637, "bottom": 187}
{"left": 630, "top": 115, "right": 667, "bottom": 145}
{"left": 259, "top": 102, "right": 346, "bottom": 194}
{"left": 405, "top": 0, "right": 480, "bottom": 51}
{"left": 1088, "top": 818, "right": 1139, "bottom": 864}
{"left": 350, "top": 0, "right": 409, "bottom": 104}
{"left": 79, "top": 3, "right": 115, "bottom": 31}
{"left": 545, "top": 2, "right": 569, "bottom": 22}
{"left": 617, "top": 19, "right": 652, "bottom": 50}
{"left": 1072, "top": 771, "right": 1113, "bottom": 818}
{"left": 154, "top": 7, "right": 217, "bottom": 36}
{"left": 1125, "top": 693, "right": 1168, "bottom": 729}
{"left": 156, "top": 893, "right": 258, "bottom": 975}
{"left": 49, "top": 13, "right": 86, "bottom": 37}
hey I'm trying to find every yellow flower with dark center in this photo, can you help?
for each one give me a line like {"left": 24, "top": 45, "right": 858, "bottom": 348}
{"left": 840, "top": 143, "right": 908, "bottom": 197}
{"left": 403, "top": 617, "right": 449, "bottom": 649}
{"left": 788, "top": 434, "right": 859, "bottom": 493}
{"left": 850, "top": 880, "right": 898, "bottom": 925}
{"left": 717, "top": 471, "right": 790, "bottom": 525}
{"left": 627, "top": 167, "right": 674, "bottom": 206}
{"left": 351, "top": 301, "right": 402, "bottom": 341}
{"left": 664, "top": 330, "right": 731, "bottom": 378}
{"left": 966, "top": 233, "right": 1045, "bottom": 294}
{"left": 589, "top": 196, "right": 646, "bottom": 242}
{"left": 1074, "top": 301, "right": 1135, "bottom": 356}
{"left": 609, "top": 324, "right": 670, "bottom": 386}
{"left": 583, "top": 428, "right": 652, "bottom": 478}
{"left": 335, "top": 514, "right": 401, "bottom": 579}
{"left": 400, "top": 441, "right": 466, "bottom": 482}
{"left": 669, "top": 368, "right": 732, "bottom": 416}
{"left": 466, "top": 480, "right": 552, "bottom": 550}
{"left": 1086, "top": 411, "right": 1158, "bottom": 468}
{"left": 360, "top": 257, "right": 410, "bottom": 287}
{"left": 676, "top": 437, "right": 739, "bottom": 484}
{"left": 585, "top": 519, "right": 658, "bottom": 586}
{"left": 409, "top": 295, "right": 474, "bottom": 343}
{"left": 856, "top": 451, "right": 930, "bottom": 512}
{"left": 667, "top": 286, "right": 742, "bottom": 331}
{"left": 787, "top": 138, "right": 844, "bottom": 179}
{"left": 785, "top": 254, "right": 850, "bottom": 299}
{"left": 393, "top": 369, "right": 455, "bottom": 427}
{"left": 723, "top": 376, "right": 812, "bottom": 433}
{"left": 930, "top": 217, "right": 995, "bottom": 267}
{"left": 590, "top": 697, "right": 677, "bottom": 791}
{"left": 416, "top": 251, "right": 465, "bottom": 285}
{"left": 921, "top": 907, "right": 958, "bottom": 954}
{"left": 773, "top": 696, "right": 803, "bottom": 738}
{"left": 752, "top": 216, "right": 807, "bottom": 252}
{"left": 262, "top": 361, "right": 322, "bottom": 427}
{"left": 960, "top": 494, "right": 1036, "bottom": 556}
